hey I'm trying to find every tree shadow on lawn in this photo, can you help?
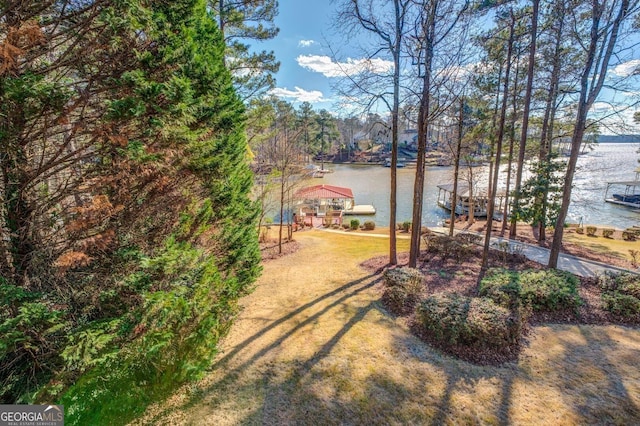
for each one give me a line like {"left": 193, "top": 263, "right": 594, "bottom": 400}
{"left": 140, "top": 272, "right": 382, "bottom": 424}
{"left": 139, "top": 269, "right": 640, "bottom": 425}
{"left": 409, "top": 324, "right": 640, "bottom": 425}
{"left": 555, "top": 325, "right": 640, "bottom": 423}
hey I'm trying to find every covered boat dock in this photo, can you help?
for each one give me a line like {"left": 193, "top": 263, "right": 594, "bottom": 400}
{"left": 604, "top": 180, "right": 640, "bottom": 208}
{"left": 436, "top": 183, "right": 506, "bottom": 218}
{"left": 294, "top": 184, "right": 376, "bottom": 226}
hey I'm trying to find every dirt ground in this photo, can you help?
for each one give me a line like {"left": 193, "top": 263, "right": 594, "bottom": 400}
{"left": 136, "top": 230, "right": 640, "bottom": 425}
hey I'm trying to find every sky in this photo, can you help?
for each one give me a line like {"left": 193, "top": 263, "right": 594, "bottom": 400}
{"left": 257, "top": 0, "right": 640, "bottom": 134}
{"left": 259, "top": 0, "right": 386, "bottom": 112}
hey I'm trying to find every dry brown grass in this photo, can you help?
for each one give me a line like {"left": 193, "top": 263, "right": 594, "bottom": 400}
{"left": 135, "top": 230, "right": 640, "bottom": 425}
{"left": 564, "top": 229, "right": 640, "bottom": 263}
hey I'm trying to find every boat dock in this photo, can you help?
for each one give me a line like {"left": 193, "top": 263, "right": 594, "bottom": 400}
{"left": 436, "top": 183, "right": 507, "bottom": 218}
{"left": 604, "top": 180, "right": 640, "bottom": 208}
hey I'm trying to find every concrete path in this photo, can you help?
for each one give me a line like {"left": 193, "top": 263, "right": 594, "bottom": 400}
{"left": 313, "top": 225, "right": 637, "bottom": 278}
{"left": 429, "top": 227, "right": 638, "bottom": 278}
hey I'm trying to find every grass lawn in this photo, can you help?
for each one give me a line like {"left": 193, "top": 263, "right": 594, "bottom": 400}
{"left": 565, "top": 230, "right": 640, "bottom": 264}
{"left": 135, "top": 230, "right": 640, "bottom": 425}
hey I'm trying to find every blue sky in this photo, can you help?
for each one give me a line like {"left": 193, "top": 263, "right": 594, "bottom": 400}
{"left": 259, "top": 0, "right": 394, "bottom": 112}
{"left": 258, "top": 0, "right": 640, "bottom": 134}
{"left": 260, "top": 0, "right": 338, "bottom": 109}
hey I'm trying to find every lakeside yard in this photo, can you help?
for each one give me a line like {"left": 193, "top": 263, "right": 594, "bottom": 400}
{"left": 136, "top": 230, "right": 640, "bottom": 425}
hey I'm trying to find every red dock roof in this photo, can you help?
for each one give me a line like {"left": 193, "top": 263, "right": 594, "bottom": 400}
{"left": 294, "top": 185, "right": 354, "bottom": 200}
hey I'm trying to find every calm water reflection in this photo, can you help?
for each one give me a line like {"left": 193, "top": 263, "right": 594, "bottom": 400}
{"left": 319, "top": 164, "right": 450, "bottom": 226}
{"left": 314, "top": 143, "right": 640, "bottom": 229}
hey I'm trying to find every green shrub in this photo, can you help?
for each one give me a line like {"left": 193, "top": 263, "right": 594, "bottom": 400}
{"left": 519, "top": 270, "right": 581, "bottom": 310}
{"left": 586, "top": 226, "right": 597, "bottom": 236}
{"left": 383, "top": 286, "right": 419, "bottom": 315}
{"left": 427, "top": 235, "right": 472, "bottom": 261}
{"left": 599, "top": 273, "right": 640, "bottom": 317}
{"left": 480, "top": 269, "right": 581, "bottom": 311}
{"left": 478, "top": 269, "right": 521, "bottom": 308}
{"left": 363, "top": 220, "right": 376, "bottom": 231}
{"left": 600, "top": 272, "right": 640, "bottom": 298}
{"left": 602, "top": 293, "right": 640, "bottom": 317}
{"left": 415, "top": 294, "right": 521, "bottom": 351}
{"left": 602, "top": 228, "right": 615, "bottom": 238}
{"left": 383, "top": 267, "right": 423, "bottom": 289}
{"left": 402, "top": 221, "right": 411, "bottom": 232}
{"left": 382, "top": 268, "right": 424, "bottom": 314}
{"left": 349, "top": 219, "right": 360, "bottom": 230}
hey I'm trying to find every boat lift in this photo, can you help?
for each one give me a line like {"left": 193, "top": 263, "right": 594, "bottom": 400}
{"left": 604, "top": 180, "right": 640, "bottom": 208}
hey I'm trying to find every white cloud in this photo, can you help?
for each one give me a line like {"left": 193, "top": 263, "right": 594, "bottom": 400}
{"left": 269, "top": 86, "right": 326, "bottom": 103}
{"left": 298, "top": 39, "right": 315, "bottom": 47}
{"left": 610, "top": 59, "right": 640, "bottom": 77}
{"left": 296, "top": 55, "right": 394, "bottom": 78}
{"left": 592, "top": 102, "right": 613, "bottom": 113}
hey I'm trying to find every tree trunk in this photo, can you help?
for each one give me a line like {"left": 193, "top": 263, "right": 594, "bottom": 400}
{"left": 501, "top": 57, "right": 522, "bottom": 236}
{"left": 549, "top": 0, "right": 629, "bottom": 268}
{"left": 509, "top": 0, "right": 539, "bottom": 239}
{"left": 536, "top": 0, "right": 564, "bottom": 243}
{"left": 278, "top": 171, "right": 285, "bottom": 254}
{"left": 409, "top": 9, "right": 435, "bottom": 268}
{"left": 449, "top": 97, "right": 464, "bottom": 237}
{"left": 479, "top": 12, "right": 515, "bottom": 283}
{"left": 389, "top": 0, "right": 403, "bottom": 265}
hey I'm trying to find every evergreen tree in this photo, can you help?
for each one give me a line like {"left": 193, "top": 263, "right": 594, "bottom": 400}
{"left": 0, "top": 1, "right": 260, "bottom": 422}
{"left": 211, "top": 0, "right": 280, "bottom": 100}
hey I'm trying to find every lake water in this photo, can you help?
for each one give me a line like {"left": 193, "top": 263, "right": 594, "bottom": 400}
{"left": 311, "top": 143, "right": 640, "bottom": 229}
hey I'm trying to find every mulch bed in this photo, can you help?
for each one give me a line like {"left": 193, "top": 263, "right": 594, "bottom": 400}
{"left": 361, "top": 244, "right": 640, "bottom": 365}
{"left": 260, "top": 239, "right": 301, "bottom": 262}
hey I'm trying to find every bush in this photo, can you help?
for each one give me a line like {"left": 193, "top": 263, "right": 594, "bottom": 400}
{"left": 602, "top": 293, "right": 640, "bottom": 317}
{"left": 342, "top": 223, "right": 350, "bottom": 230}
{"left": 576, "top": 227, "right": 584, "bottom": 234}
{"left": 623, "top": 231, "right": 636, "bottom": 241}
{"left": 363, "top": 220, "right": 376, "bottom": 231}
{"left": 602, "top": 228, "right": 615, "bottom": 238}
{"left": 383, "top": 267, "right": 423, "bottom": 289}
{"left": 349, "top": 219, "right": 360, "bottom": 230}
{"left": 600, "top": 272, "right": 640, "bottom": 298}
{"left": 402, "top": 221, "right": 411, "bottom": 232}
{"left": 479, "top": 269, "right": 582, "bottom": 311}
{"left": 425, "top": 235, "right": 471, "bottom": 261}
{"left": 415, "top": 294, "right": 521, "bottom": 351}
{"left": 478, "top": 269, "right": 521, "bottom": 308}
{"left": 382, "top": 268, "right": 424, "bottom": 314}
{"left": 586, "top": 226, "right": 597, "bottom": 236}
{"left": 599, "top": 273, "right": 640, "bottom": 317}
